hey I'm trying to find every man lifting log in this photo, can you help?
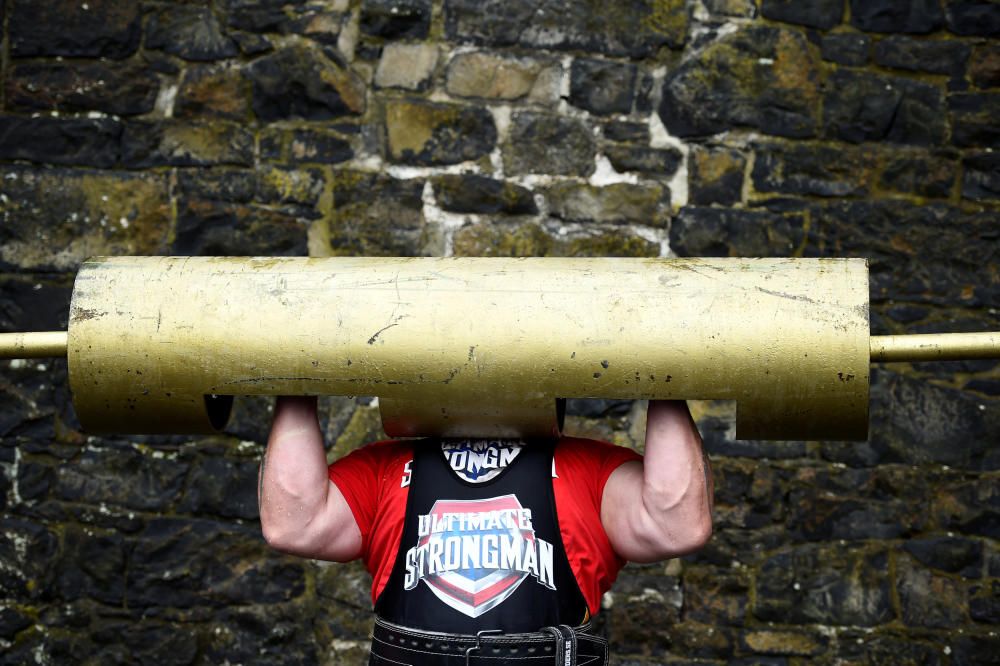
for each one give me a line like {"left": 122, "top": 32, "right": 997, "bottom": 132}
{"left": 259, "top": 397, "right": 712, "bottom": 665}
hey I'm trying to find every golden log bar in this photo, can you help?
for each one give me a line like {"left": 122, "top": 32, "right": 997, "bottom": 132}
{"left": 1, "top": 256, "right": 997, "bottom": 441}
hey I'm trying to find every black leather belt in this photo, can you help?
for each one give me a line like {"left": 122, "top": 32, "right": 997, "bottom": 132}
{"left": 369, "top": 617, "right": 609, "bottom": 666}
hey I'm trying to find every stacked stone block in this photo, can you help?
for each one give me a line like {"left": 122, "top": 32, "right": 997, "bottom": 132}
{"left": 1, "top": 1, "right": 998, "bottom": 663}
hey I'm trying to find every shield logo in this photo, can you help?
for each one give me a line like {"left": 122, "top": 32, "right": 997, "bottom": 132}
{"left": 417, "top": 494, "right": 535, "bottom": 618}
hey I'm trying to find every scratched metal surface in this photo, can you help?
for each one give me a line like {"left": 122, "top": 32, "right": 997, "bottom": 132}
{"left": 66, "top": 256, "right": 869, "bottom": 440}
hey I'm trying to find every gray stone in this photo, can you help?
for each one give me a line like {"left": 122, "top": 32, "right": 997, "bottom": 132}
{"left": 5, "top": 62, "right": 159, "bottom": 116}
{"left": 569, "top": 59, "right": 637, "bottom": 115}
{"left": 962, "top": 152, "right": 1000, "bottom": 200}
{"left": 446, "top": 52, "right": 548, "bottom": 101}
{"left": 546, "top": 182, "right": 669, "bottom": 226}
{"left": 146, "top": 6, "right": 238, "bottom": 61}
{"left": 385, "top": 100, "right": 496, "bottom": 165}
{"left": 504, "top": 112, "right": 596, "bottom": 177}
{"left": 9, "top": 0, "right": 140, "bottom": 58}
{"left": 874, "top": 36, "right": 971, "bottom": 76}
{"left": 823, "top": 70, "right": 946, "bottom": 145}
{"left": 375, "top": 43, "right": 439, "bottom": 90}
{"left": 850, "top": 0, "right": 945, "bottom": 33}
{"left": 361, "top": 0, "right": 432, "bottom": 39}
{"left": 659, "top": 26, "right": 821, "bottom": 138}
{"left": 703, "top": 0, "right": 757, "bottom": 18}
{"left": 761, "top": 0, "right": 843, "bottom": 29}
{"left": 605, "top": 145, "right": 683, "bottom": 176}
{"left": 444, "top": 0, "right": 688, "bottom": 58}
{"left": 897, "top": 554, "right": 969, "bottom": 628}
{"left": 248, "top": 45, "right": 366, "bottom": 121}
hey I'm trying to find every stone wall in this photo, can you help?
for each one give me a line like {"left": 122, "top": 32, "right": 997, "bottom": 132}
{"left": 1, "top": 0, "right": 999, "bottom": 663}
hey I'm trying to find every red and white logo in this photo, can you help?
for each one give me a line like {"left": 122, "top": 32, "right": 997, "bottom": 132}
{"left": 403, "top": 494, "right": 556, "bottom": 618}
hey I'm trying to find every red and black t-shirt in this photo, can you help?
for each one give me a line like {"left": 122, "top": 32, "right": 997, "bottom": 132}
{"left": 328, "top": 437, "right": 640, "bottom": 624}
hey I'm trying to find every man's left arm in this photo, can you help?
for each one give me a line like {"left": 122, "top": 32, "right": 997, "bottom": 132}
{"left": 600, "top": 399, "right": 714, "bottom": 562}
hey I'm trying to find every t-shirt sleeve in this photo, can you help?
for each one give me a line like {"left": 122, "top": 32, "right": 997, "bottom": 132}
{"left": 327, "top": 441, "right": 389, "bottom": 544}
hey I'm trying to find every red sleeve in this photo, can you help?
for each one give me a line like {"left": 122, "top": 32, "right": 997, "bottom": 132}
{"left": 328, "top": 440, "right": 413, "bottom": 604}
{"left": 553, "top": 437, "right": 642, "bottom": 616}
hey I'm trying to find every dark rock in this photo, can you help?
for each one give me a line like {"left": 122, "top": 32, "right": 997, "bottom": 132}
{"left": 17, "top": 461, "right": 54, "bottom": 501}
{"left": 175, "top": 65, "right": 252, "bottom": 121}
{"left": 177, "top": 169, "right": 257, "bottom": 204}
{"left": 172, "top": 200, "right": 310, "bottom": 256}
{"left": 233, "top": 31, "right": 273, "bottom": 56}
{"left": 965, "top": 378, "right": 1000, "bottom": 396}
{"left": 684, "top": 567, "right": 750, "bottom": 624}
{"left": 969, "top": 581, "right": 1000, "bottom": 622}
{"left": 602, "top": 121, "right": 650, "bottom": 143}
{"left": 248, "top": 45, "right": 366, "bottom": 121}
{"left": 56, "top": 526, "right": 126, "bottom": 605}
{"left": 754, "top": 544, "right": 894, "bottom": 625}
{"left": 952, "top": 634, "right": 1000, "bottom": 665}
{"left": 558, "top": 230, "right": 660, "bottom": 258}
{"left": 9, "top": 0, "right": 140, "bottom": 58}
{"left": 256, "top": 166, "right": 326, "bottom": 207}
{"left": 604, "top": 145, "right": 683, "bottom": 176}
{"left": 452, "top": 222, "right": 556, "bottom": 257}
{"left": 147, "top": 6, "right": 238, "bottom": 61}
{"left": 327, "top": 171, "right": 428, "bottom": 256}
{"left": 740, "top": 629, "right": 828, "bottom": 657}
{"left": 883, "top": 303, "right": 931, "bottom": 325}
{"left": 705, "top": 438, "right": 807, "bottom": 460}
{"left": 945, "top": 0, "right": 1000, "bottom": 36}
{"left": 874, "top": 36, "right": 971, "bottom": 75}
{"left": 0, "top": 519, "right": 59, "bottom": 599}
{"left": 670, "top": 206, "right": 807, "bottom": 258}
{"left": 260, "top": 127, "right": 354, "bottom": 165}
{"left": 504, "top": 112, "right": 596, "bottom": 176}
{"left": 546, "top": 182, "right": 670, "bottom": 226}
{"left": 703, "top": 0, "right": 757, "bottom": 18}
{"left": 361, "top": 0, "right": 432, "bottom": 38}
{"left": 569, "top": 59, "right": 637, "bottom": 115}
{"left": 0, "top": 166, "right": 171, "bottom": 272}
{"left": 752, "top": 141, "right": 876, "bottom": 196}
{"left": 950, "top": 93, "right": 1000, "bottom": 147}
{"left": 222, "top": 0, "right": 310, "bottom": 33}
{"left": 659, "top": 26, "right": 821, "bottom": 138}
{"left": 444, "top": 0, "right": 688, "bottom": 58}
{"left": 635, "top": 70, "right": 656, "bottom": 114}
{"left": 564, "top": 399, "right": 634, "bottom": 419}
{"left": 870, "top": 370, "right": 1000, "bottom": 469}
{"left": 969, "top": 44, "right": 1000, "bottom": 88}
{"left": 836, "top": 631, "right": 945, "bottom": 665}
{"left": 850, "top": 0, "right": 945, "bottom": 34}
{"left": 605, "top": 571, "right": 682, "bottom": 652}
{"left": 962, "top": 152, "right": 1000, "bottom": 200}
{"left": 432, "top": 175, "right": 537, "bottom": 215}
{"left": 689, "top": 146, "right": 746, "bottom": 206}
{"left": 178, "top": 457, "right": 259, "bottom": 521}
{"left": 126, "top": 518, "right": 305, "bottom": 608}
{"left": 385, "top": 100, "right": 497, "bottom": 166}
{"left": 880, "top": 149, "right": 958, "bottom": 198}
{"left": 820, "top": 32, "right": 870, "bottom": 65}
{"left": 5, "top": 62, "right": 159, "bottom": 116}
{"left": 55, "top": 447, "right": 188, "bottom": 511}
{"left": 761, "top": 0, "right": 843, "bottom": 29}
{"left": 903, "top": 536, "right": 984, "bottom": 577}
{"left": 122, "top": 121, "right": 254, "bottom": 168}
{"left": 0, "top": 607, "right": 32, "bottom": 640}
{"left": 897, "top": 554, "right": 969, "bottom": 628}
{"left": 0, "top": 274, "right": 73, "bottom": 332}
{"left": 0, "top": 116, "right": 121, "bottom": 168}
{"left": 823, "top": 70, "right": 946, "bottom": 145}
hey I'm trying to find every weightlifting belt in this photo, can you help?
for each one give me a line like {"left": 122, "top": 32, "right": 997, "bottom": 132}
{"left": 369, "top": 616, "right": 609, "bottom": 666}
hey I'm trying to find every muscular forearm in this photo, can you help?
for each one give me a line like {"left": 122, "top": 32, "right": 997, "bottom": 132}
{"left": 602, "top": 400, "right": 713, "bottom": 562}
{"left": 259, "top": 396, "right": 360, "bottom": 559}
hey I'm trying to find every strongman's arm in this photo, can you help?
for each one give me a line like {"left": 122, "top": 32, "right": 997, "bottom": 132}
{"left": 600, "top": 400, "right": 713, "bottom": 562}
{"left": 258, "top": 396, "right": 362, "bottom": 561}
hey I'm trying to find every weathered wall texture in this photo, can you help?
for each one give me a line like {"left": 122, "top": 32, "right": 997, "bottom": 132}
{"left": 1, "top": 0, "right": 999, "bottom": 663}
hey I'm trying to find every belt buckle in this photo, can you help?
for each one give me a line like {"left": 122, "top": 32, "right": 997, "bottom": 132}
{"left": 464, "top": 629, "right": 503, "bottom": 666}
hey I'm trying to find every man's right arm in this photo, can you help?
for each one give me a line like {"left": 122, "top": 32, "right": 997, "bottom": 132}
{"left": 258, "top": 396, "right": 363, "bottom": 562}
